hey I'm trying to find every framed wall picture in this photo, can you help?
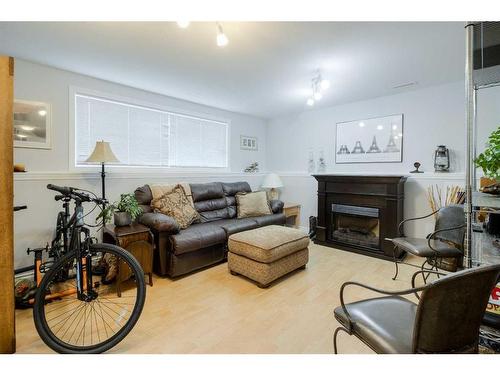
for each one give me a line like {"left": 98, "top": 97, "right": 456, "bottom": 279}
{"left": 335, "top": 114, "right": 403, "bottom": 164}
{"left": 13, "top": 100, "right": 52, "bottom": 149}
{"left": 240, "top": 135, "right": 258, "bottom": 151}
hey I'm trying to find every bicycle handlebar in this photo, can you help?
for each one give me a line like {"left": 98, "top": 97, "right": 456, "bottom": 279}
{"left": 46, "top": 184, "right": 106, "bottom": 205}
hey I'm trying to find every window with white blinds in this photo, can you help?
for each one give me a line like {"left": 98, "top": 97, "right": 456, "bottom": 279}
{"left": 75, "top": 94, "right": 228, "bottom": 168}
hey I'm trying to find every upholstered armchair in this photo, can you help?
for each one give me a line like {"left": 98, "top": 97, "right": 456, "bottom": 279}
{"left": 387, "top": 205, "right": 466, "bottom": 280}
{"left": 333, "top": 264, "right": 500, "bottom": 354}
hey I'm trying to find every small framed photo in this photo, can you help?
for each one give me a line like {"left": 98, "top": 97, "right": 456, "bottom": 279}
{"left": 240, "top": 135, "right": 258, "bottom": 151}
{"left": 13, "top": 100, "right": 52, "bottom": 149}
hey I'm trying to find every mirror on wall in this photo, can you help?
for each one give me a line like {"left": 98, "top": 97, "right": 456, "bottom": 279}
{"left": 13, "top": 100, "right": 51, "bottom": 149}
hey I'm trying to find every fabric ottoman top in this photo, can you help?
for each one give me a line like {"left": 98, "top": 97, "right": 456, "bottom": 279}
{"left": 228, "top": 225, "right": 310, "bottom": 263}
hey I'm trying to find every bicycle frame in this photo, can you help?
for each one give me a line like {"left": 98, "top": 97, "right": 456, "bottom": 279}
{"left": 29, "top": 198, "right": 96, "bottom": 304}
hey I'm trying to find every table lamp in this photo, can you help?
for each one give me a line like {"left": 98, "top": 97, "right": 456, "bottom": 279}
{"left": 85, "top": 141, "right": 119, "bottom": 205}
{"left": 261, "top": 173, "right": 284, "bottom": 200}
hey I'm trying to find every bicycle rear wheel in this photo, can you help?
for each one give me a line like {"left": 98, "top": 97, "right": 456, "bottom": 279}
{"left": 33, "top": 243, "right": 146, "bottom": 353}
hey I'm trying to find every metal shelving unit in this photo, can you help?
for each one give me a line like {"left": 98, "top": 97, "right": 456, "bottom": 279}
{"left": 465, "top": 22, "right": 500, "bottom": 351}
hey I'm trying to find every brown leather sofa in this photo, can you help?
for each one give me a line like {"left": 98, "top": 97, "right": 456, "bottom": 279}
{"left": 134, "top": 181, "right": 285, "bottom": 278}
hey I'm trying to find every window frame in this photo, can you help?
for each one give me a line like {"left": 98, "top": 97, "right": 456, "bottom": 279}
{"left": 69, "top": 86, "right": 231, "bottom": 173}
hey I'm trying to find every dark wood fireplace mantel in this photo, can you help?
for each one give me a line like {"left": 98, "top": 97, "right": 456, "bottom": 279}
{"left": 313, "top": 174, "right": 407, "bottom": 261}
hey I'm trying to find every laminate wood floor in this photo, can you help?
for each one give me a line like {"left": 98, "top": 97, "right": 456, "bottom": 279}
{"left": 15, "top": 243, "right": 424, "bottom": 354}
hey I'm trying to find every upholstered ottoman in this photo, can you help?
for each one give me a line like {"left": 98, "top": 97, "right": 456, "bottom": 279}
{"left": 227, "top": 225, "right": 309, "bottom": 287}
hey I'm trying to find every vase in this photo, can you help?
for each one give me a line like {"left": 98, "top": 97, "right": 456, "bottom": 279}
{"left": 114, "top": 212, "right": 132, "bottom": 226}
{"left": 307, "top": 150, "right": 315, "bottom": 173}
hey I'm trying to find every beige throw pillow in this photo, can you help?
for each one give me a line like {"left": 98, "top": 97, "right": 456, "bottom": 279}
{"left": 151, "top": 185, "right": 200, "bottom": 229}
{"left": 236, "top": 191, "right": 272, "bottom": 218}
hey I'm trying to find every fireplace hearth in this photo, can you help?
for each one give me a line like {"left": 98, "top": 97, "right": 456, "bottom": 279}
{"left": 313, "top": 175, "right": 407, "bottom": 261}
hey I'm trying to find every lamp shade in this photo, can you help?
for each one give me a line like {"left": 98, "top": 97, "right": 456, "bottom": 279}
{"left": 85, "top": 141, "right": 119, "bottom": 163}
{"left": 261, "top": 173, "right": 284, "bottom": 189}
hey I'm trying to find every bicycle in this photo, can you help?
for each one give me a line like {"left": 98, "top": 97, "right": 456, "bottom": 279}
{"left": 33, "top": 184, "right": 146, "bottom": 353}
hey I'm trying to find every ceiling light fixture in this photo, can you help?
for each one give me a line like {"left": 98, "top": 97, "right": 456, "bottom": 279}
{"left": 38, "top": 109, "right": 47, "bottom": 116}
{"left": 305, "top": 71, "right": 330, "bottom": 107}
{"left": 320, "top": 79, "right": 330, "bottom": 90}
{"left": 313, "top": 91, "right": 323, "bottom": 101}
{"left": 216, "top": 23, "right": 228, "bottom": 47}
{"left": 20, "top": 125, "right": 35, "bottom": 131}
{"left": 176, "top": 21, "right": 190, "bottom": 28}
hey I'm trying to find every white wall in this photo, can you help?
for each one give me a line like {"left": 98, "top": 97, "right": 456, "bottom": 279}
{"left": 267, "top": 81, "right": 500, "bottom": 235}
{"left": 14, "top": 59, "right": 267, "bottom": 173}
{"left": 13, "top": 59, "right": 268, "bottom": 269}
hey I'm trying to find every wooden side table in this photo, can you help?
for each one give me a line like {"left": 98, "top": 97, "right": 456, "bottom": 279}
{"left": 283, "top": 203, "right": 301, "bottom": 229}
{"left": 103, "top": 223, "right": 155, "bottom": 295}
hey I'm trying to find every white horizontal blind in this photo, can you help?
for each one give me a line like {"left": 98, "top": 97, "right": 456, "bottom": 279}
{"left": 75, "top": 94, "right": 228, "bottom": 168}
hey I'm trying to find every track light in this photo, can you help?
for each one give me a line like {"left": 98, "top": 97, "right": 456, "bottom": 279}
{"left": 216, "top": 23, "right": 228, "bottom": 47}
{"left": 177, "top": 21, "right": 190, "bottom": 28}
{"left": 305, "top": 71, "right": 330, "bottom": 107}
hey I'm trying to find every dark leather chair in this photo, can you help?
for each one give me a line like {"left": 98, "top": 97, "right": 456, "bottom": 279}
{"left": 333, "top": 264, "right": 500, "bottom": 354}
{"left": 387, "top": 205, "right": 466, "bottom": 280}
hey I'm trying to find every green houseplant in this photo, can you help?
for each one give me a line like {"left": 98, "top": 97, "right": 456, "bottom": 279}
{"left": 474, "top": 127, "right": 500, "bottom": 194}
{"left": 97, "top": 193, "right": 143, "bottom": 226}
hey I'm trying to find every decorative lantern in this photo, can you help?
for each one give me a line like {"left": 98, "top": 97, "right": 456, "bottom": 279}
{"left": 434, "top": 145, "right": 450, "bottom": 172}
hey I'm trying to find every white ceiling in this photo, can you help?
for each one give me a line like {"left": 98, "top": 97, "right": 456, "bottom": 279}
{"left": 0, "top": 22, "right": 465, "bottom": 119}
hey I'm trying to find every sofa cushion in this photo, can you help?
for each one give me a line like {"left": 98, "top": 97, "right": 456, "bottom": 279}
{"left": 170, "top": 222, "right": 227, "bottom": 255}
{"left": 215, "top": 218, "right": 260, "bottom": 236}
{"left": 150, "top": 183, "right": 194, "bottom": 206}
{"left": 151, "top": 185, "right": 200, "bottom": 229}
{"left": 222, "top": 182, "right": 252, "bottom": 218}
{"left": 228, "top": 225, "right": 310, "bottom": 263}
{"left": 252, "top": 213, "right": 286, "bottom": 227}
{"left": 222, "top": 181, "right": 252, "bottom": 196}
{"left": 135, "top": 184, "right": 153, "bottom": 205}
{"left": 236, "top": 191, "right": 272, "bottom": 218}
{"left": 190, "top": 182, "right": 230, "bottom": 223}
{"left": 190, "top": 182, "right": 224, "bottom": 202}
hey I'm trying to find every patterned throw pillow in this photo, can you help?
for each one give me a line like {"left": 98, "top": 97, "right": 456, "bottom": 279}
{"left": 151, "top": 185, "right": 200, "bottom": 229}
{"left": 236, "top": 191, "right": 272, "bottom": 218}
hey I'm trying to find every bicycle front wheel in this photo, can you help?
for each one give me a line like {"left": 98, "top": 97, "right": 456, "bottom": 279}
{"left": 33, "top": 243, "right": 146, "bottom": 353}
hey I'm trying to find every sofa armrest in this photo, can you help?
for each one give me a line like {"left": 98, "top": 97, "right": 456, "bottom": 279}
{"left": 139, "top": 212, "right": 180, "bottom": 234}
{"left": 270, "top": 199, "right": 284, "bottom": 214}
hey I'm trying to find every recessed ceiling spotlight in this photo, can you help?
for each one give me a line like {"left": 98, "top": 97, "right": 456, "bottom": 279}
{"left": 176, "top": 21, "right": 190, "bottom": 28}
{"left": 38, "top": 110, "right": 47, "bottom": 116}
{"left": 306, "top": 98, "right": 315, "bottom": 106}
{"left": 320, "top": 79, "right": 330, "bottom": 90}
{"left": 359, "top": 122, "right": 365, "bottom": 128}
{"left": 313, "top": 91, "right": 323, "bottom": 101}
{"left": 216, "top": 23, "right": 228, "bottom": 47}
{"left": 377, "top": 125, "right": 384, "bottom": 130}
{"left": 392, "top": 124, "right": 398, "bottom": 130}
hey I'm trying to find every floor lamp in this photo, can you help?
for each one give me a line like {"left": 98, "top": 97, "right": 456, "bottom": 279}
{"left": 85, "top": 140, "right": 119, "bottom": 208}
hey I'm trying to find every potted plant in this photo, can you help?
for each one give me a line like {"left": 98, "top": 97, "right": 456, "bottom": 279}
{"left": 474, "top": 127, "right": 500, "bottom": 195}
{"left": 97, "top": 193, "right": 143, "bottom": 226}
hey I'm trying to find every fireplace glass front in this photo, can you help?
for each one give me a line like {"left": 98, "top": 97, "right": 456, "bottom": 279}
{"left": 330, "top": 204, "right": 380, "bottom": 250}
